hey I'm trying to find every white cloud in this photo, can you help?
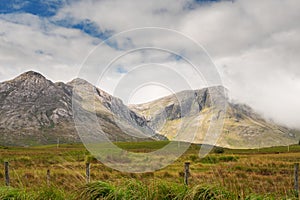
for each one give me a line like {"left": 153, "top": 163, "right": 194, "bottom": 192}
{"left": 0, "top": 0, "right": 300, "bottom": 129}
{"left": 54, "top": 0, "right": 191, "bottom": 32}
{"left": 0, "top": 13, "right": 99, "bottom": 82}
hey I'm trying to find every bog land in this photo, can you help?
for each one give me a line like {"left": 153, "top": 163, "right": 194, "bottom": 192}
{"left": 1, "top": 142, "right": 300, "bottom": 199}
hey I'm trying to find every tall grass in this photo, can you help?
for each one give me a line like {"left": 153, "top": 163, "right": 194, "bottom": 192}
{"left": 0, "top": 187, "right": 29, "bottom": 200}
{"left": 0, "top": 186, "right": 71, "bottom": 200}
{"left": 78, "top": 180, "right": 189, "bottom": 200}
{"left": 1, "top": 143, "right": 300, "bottom": 199}
{"left": 79, "top": 181, "right": 116, "bottom": 200}
{"left": 77, "top": 180, "right": 293, "bottom": 200}
{"left": 77, "top": 180, "right": 247, "bottom": 200}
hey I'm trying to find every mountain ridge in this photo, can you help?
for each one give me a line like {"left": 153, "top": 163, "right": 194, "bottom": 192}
{"left": 0, "top": 71, "right": 163, "bottom": 146}
{"left": 0, "top": 71, "right": 299, "bottom": 148}
{"left": 129, "top": 87, "right": 300, "bottom": 148}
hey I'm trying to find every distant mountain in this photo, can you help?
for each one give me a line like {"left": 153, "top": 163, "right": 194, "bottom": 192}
{"left": 0, "top": 71, "right": 299, "bottom": 148}
{"left": 0, "top": 71, "right": 163, "bottom": 146}
{"left": 130, "top": 87, "right": 300, "bottom": 148}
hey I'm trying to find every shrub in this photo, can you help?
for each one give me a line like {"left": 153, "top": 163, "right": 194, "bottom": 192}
{"left": 213, "top": 147, "right": 225, "bottom": 154}
{"left": 85, "top": 155, "right": 98, "bottom": 163}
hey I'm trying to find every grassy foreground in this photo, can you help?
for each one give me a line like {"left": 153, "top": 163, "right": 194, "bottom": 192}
{"left": 0, "top": 142, "right": 300, "bottom": 199}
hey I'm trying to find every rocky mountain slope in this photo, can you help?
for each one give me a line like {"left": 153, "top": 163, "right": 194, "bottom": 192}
{"left": 0, "top": 71, "right": 75, "bottom": 146}
{"left": 1, "top": 71, "right": 299, "bottom": 148}
{"left": 130, "top": 87, "right": 300, "bottom": 149}
{"left": 0, "top": 71, "right": 162, "bottom": 146}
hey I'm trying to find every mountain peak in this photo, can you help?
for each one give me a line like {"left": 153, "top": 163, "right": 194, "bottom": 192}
{"left": 67, "top": 78, "right": 93, "bottom": 86}
{"left": 19, "top": 70, "right": 45, "bottom": 79}
{"left": 11, "top": 70, "right": 47, "bottom": 83}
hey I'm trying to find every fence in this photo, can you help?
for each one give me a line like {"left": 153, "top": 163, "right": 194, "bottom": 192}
{"left": 2, "top": 161, "right": 300, "bottom": 196}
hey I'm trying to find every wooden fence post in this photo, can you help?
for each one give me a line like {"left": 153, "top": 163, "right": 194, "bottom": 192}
{"left": 4, "top": 162, "right": 10, "bottom": 186}
{"left": 57, "top": 138, "right": 60, "bottom": 149}
{"left": 86, "top": 163, "right": 90, "bottom": 183}
{"left": 295, "top": 163, "right": 299, "bottom": 197}
{"left": 184, "top": 162, "right": 190, "bottom": 185}
{"left": 47, "top": 169, "right": 51, "bottom": 186}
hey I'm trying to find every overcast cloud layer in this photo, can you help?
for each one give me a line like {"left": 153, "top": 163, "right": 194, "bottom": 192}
{"left": 0, "top": 0, "right": 299, "bottom": 129}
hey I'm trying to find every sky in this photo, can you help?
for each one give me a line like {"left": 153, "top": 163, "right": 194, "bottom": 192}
{"left": 0, "top": 0, "right": 300, "bottom": 129}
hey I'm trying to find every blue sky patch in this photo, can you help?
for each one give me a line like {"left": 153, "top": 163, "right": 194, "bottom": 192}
{"left": 195, "top": 0, "right": 234, "bottom": 3}
{"left": 71, "top": 19, "right": 113, "bottom": 40}
{"left": 53, "top": 18, "right": 114, "bottom": 42}
{"left": 173, "top": 54, "right": 183, "bottom": 61}
{"left": 116, "top": 66, "right": 128, "bottom": 74}
{"left": 0, "top": 0, "right": 69, "bottom": 17}
{"left": 194, "top": 0, "right": 221, "bottom": 2}
{"left": 184, "top": 0, "right": 224, "bottom": 10}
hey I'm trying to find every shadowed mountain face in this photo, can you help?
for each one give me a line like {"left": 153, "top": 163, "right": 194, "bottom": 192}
{"left": 0, "top": 71, "right": 163, "bottom": 146}
{"left": 0, "top": 71, "right": 299, "bottom": 148}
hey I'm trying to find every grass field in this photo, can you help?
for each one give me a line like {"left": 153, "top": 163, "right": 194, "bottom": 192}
{"left": 0, "top": 142, "right": 300, "bottom": 199}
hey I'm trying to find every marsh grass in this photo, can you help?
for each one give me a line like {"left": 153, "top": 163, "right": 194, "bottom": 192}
{"left": 0, "top": 186, "right": 71, "bottom": 200}
{"left": 78, "top": 180, "right": 188, "bottom": 200}
{"left": 0, "top": 143, "right": 300, "bottom": 199}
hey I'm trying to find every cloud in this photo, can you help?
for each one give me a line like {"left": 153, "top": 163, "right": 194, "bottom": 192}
{"left": 175, "top": 0, "right": 300, "bottom": 128}
{"left": 0, "top": 0, "right": 299, "bottom": 129}
{"left": 0, "top": 13, "right": 100, "bottom": 82}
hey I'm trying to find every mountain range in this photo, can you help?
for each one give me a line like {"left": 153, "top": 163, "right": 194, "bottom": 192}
{"left": 0, "top": 71, "right": 299, "bottom": 148}
{"left": 130, "top": 89, "right": 299, "bottom": 148}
